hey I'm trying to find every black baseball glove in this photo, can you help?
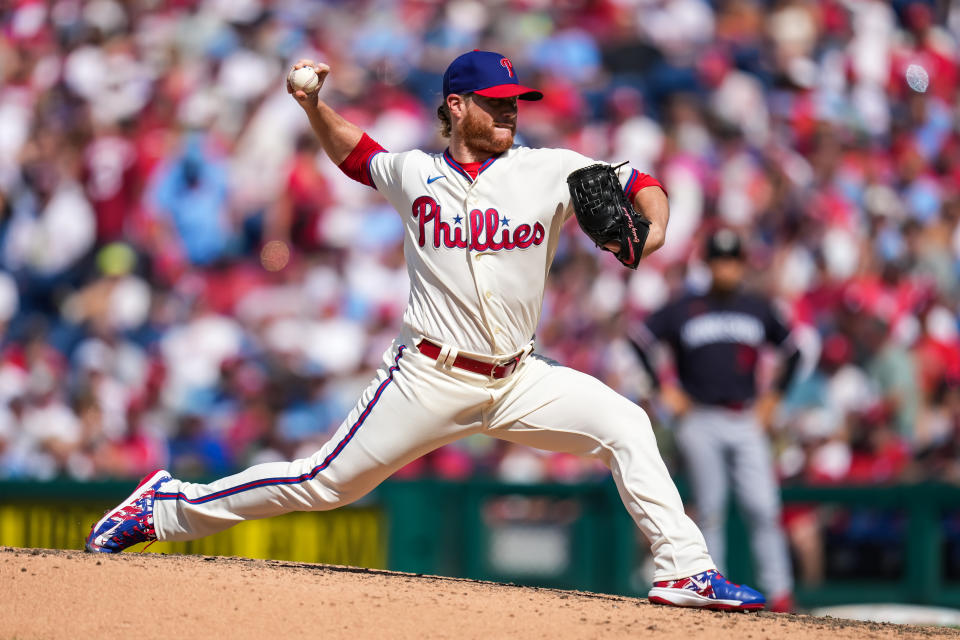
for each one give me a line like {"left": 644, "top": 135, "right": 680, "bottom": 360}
{"left": 566, "top": 163, "right": 651, "bottom": 269}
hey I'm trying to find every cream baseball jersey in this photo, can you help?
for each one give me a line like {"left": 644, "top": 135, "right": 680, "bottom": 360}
{"left": 344, "top": 136, "right": 657, "bottom": 356}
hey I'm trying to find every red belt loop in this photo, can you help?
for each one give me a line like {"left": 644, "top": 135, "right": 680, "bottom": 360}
{"left": 416, "top": 340, "right": 521, "bottom": 379}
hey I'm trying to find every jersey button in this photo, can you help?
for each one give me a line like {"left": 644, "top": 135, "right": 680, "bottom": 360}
{"left": 485, "top": 291, "right": 493, "bottom": 300}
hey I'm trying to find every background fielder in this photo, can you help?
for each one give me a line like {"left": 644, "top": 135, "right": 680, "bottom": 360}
{"left": 86, "top": 50, "right": 764, "bottom": 610}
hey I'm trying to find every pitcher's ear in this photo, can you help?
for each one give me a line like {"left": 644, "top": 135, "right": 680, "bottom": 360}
{"left": 447, "top": 93, "right": 469, "bottom": 117}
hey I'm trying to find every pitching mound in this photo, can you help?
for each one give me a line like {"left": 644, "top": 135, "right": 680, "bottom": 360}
{"left": 2, "top": 547, "right": 956, "bottom": 639}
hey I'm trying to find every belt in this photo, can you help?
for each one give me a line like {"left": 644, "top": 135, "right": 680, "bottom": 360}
{"left": 416, "top": 339, "right": 522, "bottom": 379}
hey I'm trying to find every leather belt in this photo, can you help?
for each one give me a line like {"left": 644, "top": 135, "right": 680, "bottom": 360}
{"left": 416, "top": 340, "right": 522, "bottom": 379}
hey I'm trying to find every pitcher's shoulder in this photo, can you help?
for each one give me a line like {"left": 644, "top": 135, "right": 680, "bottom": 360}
{"left": 397, "top": 148, "right": 436, "bottom": 162}
{"left": 383, "top": 148, "right": 440, "bottom": 174}
{"left": 510, "top": 145, "right": 578, "bottom": 157}
{"left": 508, "top": 145, "right": 590, "bottom": 166}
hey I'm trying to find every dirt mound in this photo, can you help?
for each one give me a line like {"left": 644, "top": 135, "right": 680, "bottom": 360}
{"left": 2, "top": 547, "right": 956, "bottom": 639}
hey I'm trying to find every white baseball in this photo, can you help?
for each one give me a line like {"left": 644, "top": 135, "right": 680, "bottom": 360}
{"left": 905, "top": 64, "right": 929, "bottom": 93}
{"left": 288, "top": 66, "right": 320, "bottom": 93}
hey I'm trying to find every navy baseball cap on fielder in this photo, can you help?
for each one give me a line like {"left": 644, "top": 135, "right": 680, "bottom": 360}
{"left": 705, "top": 229, "right": 744, "bottom": 260}
{"left": 442, "top": 50, "right": 543, "bottom": 101}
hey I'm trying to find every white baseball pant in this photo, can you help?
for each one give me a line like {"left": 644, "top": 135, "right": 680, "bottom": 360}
{"left": 674, "top": 405, "right": 793, "bottom": 596}
{"left": 154, "top": 336, "right": 715, "bottom": 581}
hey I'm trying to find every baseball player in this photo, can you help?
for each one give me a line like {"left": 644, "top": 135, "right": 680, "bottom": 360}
{"left": 630, "top": 229, "right": 801, "bottom": 612}
{"left": 86, "top": 51, "right": 764, "bottom": 611}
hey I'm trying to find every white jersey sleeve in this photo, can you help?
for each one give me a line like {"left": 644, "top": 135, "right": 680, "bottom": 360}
{"left": 367, "top": 150, "right": 409, "bottom": 206}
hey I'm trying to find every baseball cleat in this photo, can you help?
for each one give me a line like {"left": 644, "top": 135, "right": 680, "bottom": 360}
{"left": 85, "top": 469, "right": 171, "bottom": 553}
{"left": 648, "top": 569, "right": 765, "bottom": 611}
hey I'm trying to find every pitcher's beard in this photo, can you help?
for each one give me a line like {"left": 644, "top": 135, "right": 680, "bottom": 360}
{"left": 460, "top": 109, "right": 514, "bottom": 155}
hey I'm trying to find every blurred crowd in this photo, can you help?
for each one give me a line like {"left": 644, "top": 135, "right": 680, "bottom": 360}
{"left": 0, "top": 0, "right": 958, "bottom": 491}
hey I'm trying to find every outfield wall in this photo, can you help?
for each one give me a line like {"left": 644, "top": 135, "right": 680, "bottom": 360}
{"left": 2, "top": 479, "right": 958, "bottom": 608}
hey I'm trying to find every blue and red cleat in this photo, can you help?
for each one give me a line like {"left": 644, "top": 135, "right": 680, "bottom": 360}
{"left": 85, "top": 469, "right": 171, "bottom": 553}
{"left": 648, "top": 569, "right": 765, "bottom": 611}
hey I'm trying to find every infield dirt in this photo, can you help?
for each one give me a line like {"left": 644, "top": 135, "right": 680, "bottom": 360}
{"left": 2, "top": 546, "right": 957, "bottom": 639}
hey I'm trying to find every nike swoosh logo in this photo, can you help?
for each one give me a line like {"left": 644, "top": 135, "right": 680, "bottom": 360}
{"left": 94, "top": 523, "right": 121, "bottom": 547}
{"left": 427, "top": 175, "right": 446, "bottom": 184}
{"left": 689, "top": 577, "right": 709, "bottom": 591}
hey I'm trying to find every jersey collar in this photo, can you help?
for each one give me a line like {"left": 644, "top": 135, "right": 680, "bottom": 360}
{"left": 442, "top": 148, "right": 502, "bottom": 184}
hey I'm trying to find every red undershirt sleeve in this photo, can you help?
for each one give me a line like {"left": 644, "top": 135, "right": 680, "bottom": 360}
{"left": 337, "top": 133, "right": 387, "bottom": 188}
{"left": 623, "top": 168, "right": 667, "bottom": 201}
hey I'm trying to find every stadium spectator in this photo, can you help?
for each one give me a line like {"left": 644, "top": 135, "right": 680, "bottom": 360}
{"left": 0, "top": 1, "right": 955, "bottom": 509}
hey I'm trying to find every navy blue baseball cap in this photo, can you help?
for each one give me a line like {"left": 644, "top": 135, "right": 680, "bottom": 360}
{"left": 442, "top": 50, "right": 543, "bottom": 101}
{"left": 705, "top": 229, "right": 744, "bottom": 260}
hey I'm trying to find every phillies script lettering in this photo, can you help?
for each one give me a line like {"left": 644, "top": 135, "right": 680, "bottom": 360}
{"left": 412, "top": 196, "right": 545, "bottom": 251}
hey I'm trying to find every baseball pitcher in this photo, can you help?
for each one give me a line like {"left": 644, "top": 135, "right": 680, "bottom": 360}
{"left": 85, "top": 51, "right": 764, "bottom": 611}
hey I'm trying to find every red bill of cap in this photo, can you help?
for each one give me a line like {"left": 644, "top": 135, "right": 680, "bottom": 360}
{"left": 473, "top": 83, "right": 543, "bottom": 101}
